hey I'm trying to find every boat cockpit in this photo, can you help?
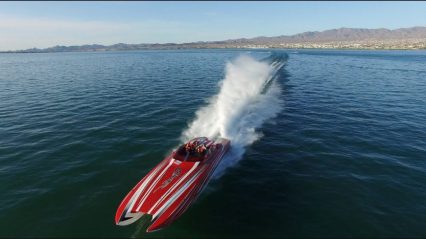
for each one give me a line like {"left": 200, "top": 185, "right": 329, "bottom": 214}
{"left": 174, "top": 137, "right": 212, "bottom": 162}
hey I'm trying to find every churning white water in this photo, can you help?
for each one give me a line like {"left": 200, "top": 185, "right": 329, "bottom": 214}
{"left": 181, "top": 54, "right": 285, "bottom": 177}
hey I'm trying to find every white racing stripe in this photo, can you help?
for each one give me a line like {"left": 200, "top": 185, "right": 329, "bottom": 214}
{"left": 147, "top": 162, "right": 200, "bottom": 214}
{"left": 152, "top": 167, "right": 206, "bottom": 220}
{"left": 152, "top": 143, "right": 228, "bottom": 220}
{"left": 118, "top": 158, "right": 169, "bottom": 225}
{"left": 125, "top": 159, "right": 165, "bottom": 213}
{"left": 136, "top": 158, "right": 175, "bottom": 211}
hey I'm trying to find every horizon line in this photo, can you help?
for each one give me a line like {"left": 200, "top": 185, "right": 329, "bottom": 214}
{"left": 3, "top": 25, "right": 426, "bottom": 52}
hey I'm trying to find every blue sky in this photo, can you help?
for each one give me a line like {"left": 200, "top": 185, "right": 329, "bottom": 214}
{"left": 0, "top": 1, "right": 425, "bottom": 50}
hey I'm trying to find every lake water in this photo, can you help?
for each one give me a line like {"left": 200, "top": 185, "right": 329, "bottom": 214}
{"left": 1, "top": 49, "right": 425, "bottom": 237}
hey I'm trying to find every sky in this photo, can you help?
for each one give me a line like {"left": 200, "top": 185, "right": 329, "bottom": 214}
{"left": 1, "top": 1, "right": 426, "bottom": 51}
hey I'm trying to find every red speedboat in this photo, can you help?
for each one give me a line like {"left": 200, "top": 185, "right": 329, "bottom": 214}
{"left": 115, "top": 137, "right": 230, "bottom": 232}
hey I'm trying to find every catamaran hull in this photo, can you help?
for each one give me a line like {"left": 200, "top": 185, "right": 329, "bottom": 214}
{"left": 115, "top": 137, "right": 230, "bottom": 232}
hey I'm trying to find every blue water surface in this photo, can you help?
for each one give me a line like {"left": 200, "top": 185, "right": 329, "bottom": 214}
{"left": 0, "top": 49, "right": 425, "bottom": 237}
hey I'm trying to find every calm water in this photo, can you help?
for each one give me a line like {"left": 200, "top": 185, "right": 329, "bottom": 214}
{"left": 1, "top": 49, "right": 426, "bottom": 238}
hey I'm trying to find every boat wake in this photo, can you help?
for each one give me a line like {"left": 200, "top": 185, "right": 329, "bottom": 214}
{"left": 181, "top": 52, "right": 288, "bottom": 178}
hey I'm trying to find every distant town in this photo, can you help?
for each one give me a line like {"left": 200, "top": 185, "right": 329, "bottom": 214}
{"left": 3, "top": 27, "right": 426, "bottom": 53}
{"left": 235, "top": 39, "right": 426, "bottom": 50}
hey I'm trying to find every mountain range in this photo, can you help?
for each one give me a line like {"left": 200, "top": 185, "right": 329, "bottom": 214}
{"left": 4, "top": 26, "right": 426, "bottom": 53}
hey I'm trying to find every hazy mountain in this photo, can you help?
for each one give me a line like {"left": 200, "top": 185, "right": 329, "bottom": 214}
{"left": 223, "top": 26, "right": 426, "bottom": 44}
{"left": 4, "top": 26, "right": 426, "bottom": 53}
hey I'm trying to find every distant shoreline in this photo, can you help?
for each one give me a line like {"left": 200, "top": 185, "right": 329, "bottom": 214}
{"left": 2, "top": 26, "right": 426, "bottom": 53}
{"left": 1, "top": 47, "right": 426, "bottom": 54}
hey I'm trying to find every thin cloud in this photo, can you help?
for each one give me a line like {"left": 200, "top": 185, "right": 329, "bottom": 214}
{"left": 0, "top": 14, "right": 188, "bottom": 50}
{"left": 0, "top": 14, "right": 136, "bottom": 33}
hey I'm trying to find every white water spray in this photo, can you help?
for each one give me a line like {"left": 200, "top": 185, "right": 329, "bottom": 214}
{"left": 181, "top": 54, "right": 285, "bottom": 177}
